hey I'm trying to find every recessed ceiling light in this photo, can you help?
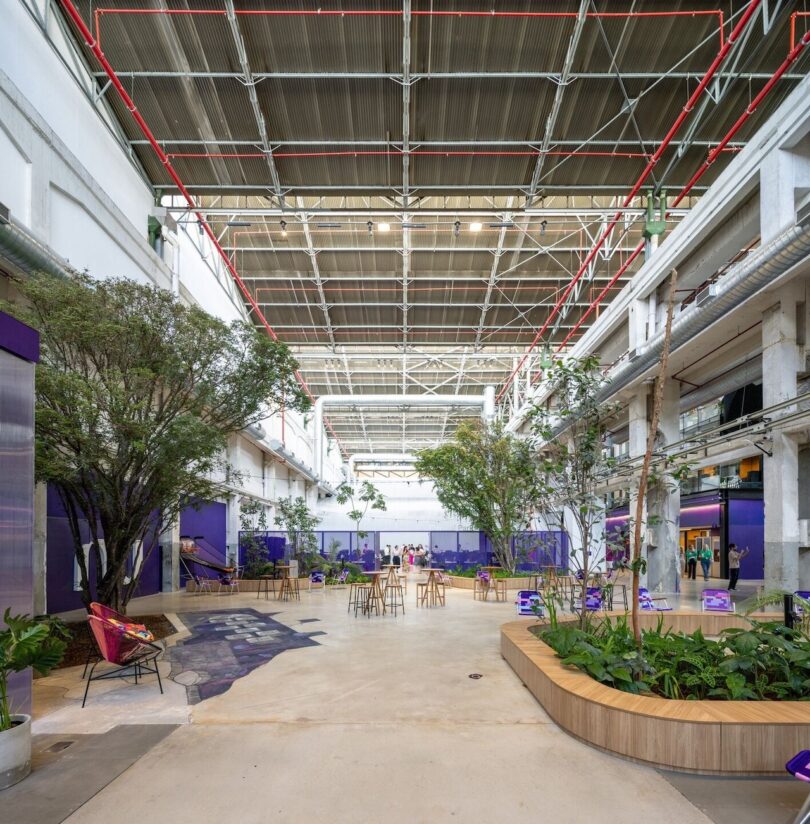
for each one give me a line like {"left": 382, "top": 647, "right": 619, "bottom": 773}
{"left": 469, "top": 222, "right": 483, "bottom": 232}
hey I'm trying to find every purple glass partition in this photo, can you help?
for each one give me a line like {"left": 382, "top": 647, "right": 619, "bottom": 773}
{"left": 0, "top": 312, "right": 38, "bottom": 715}
{"left": 728, "top": 497, "right": 764, "bottom": 580}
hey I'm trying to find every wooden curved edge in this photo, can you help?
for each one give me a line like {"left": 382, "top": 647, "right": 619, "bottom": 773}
{"left": 501, "top": 616, "right": 810, "bottom": 775}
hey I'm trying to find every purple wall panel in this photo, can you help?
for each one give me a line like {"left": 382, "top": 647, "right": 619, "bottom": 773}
{"left": 46, "top": 486, "right": 163, "bottom": 612}
{"left": 179, "top": 500, "right": 226, "bottom": 583}
{"left": 728, "top": 498, "right": 765, "bottom": 580}
{"left": 679, "top": 503, "right": 722, "bottom": 529}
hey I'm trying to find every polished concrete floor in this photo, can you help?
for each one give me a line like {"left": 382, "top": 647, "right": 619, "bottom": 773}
{"left": 19, "top": 577, "right": 802, "bottom": 824}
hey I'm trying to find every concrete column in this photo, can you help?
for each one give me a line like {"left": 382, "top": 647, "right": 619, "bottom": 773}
{"left": 226, "top": 494, "right": 240, "bottom": 567}
{"left": 647, "top": 380, "right": 681, "bottom": 594}
{"left": 160, "top": 518, "right": 181, "bottom": 593}
{"left": 759, "top": 145, "right": 810, "bottom": 244}
{"left": 762, "top": 294, "right": 801, "bottom": 591}
{"left": 627, "top": 389, "right": 649, "bottom": 588}
{"left": 32, "top": 482, "right": 47, "bottom": 614}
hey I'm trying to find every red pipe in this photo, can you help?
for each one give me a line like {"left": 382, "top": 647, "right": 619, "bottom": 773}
{"left": 57, "top": 0, "right": 347, "bottom": 454}
{"left": 544, "top": 28, "right": 809, "bottom": 365}
{"left": 495, "top": 0, "right": 762, "bottom": 403}
{"left": 674, "top": 28, "right": 810, "bottom": 206}
{"left": 791, "top": 12, "right": 810, "bottom": 50}
{"left": 93, "top": 7, "right": 725, "bottom": 49}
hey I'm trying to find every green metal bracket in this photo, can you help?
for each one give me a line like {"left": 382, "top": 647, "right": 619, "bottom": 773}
{"left": 643, "top": 190, "right": 667, "bottom": 240}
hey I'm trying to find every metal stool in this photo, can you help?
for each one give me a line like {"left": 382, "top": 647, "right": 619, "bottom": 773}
{"left": 353, "top": 584, "right": 375, "bottom": 617}
{"left": 385, "top": 583, "right": 405, "bottom": 615}
{"left": 257, "top": 575, "right": 276, "bottom": 600}
{"left": 347, "top": 581, "right": 363, "bottom": 613}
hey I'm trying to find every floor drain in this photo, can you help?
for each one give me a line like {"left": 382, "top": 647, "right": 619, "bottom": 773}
{"left": 468, "top": 673, "right": 483, "bottom": 679}
{"left": 45, "top": 740, "right": 74, "bottom": 753}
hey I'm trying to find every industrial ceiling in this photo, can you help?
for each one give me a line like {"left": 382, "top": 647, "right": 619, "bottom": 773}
{"left": 58, "top": 0, "right": 809, "bottom": 457}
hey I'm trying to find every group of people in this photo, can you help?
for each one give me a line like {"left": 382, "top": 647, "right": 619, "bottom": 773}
{"left": 684, "top": 542, "right": 749, "bottom": 590}
{"left": 381, "top": 544, "right": 429, "bottom": 570}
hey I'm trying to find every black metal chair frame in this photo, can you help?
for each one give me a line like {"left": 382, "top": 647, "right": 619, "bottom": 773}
{"left": 82, "top": 642, "right": 165, "bottom": 708}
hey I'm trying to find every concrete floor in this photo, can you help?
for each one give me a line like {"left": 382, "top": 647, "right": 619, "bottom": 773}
{"left": 19, "top": 576, "right": 799, "bottom": 824}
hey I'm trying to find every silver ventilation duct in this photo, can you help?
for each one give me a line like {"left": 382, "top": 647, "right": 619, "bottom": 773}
{"left": 596, "top": 222, "right": 810, "bottom": 405}
{"left": 0, "top": 217, "right": 72, "bottom": 280}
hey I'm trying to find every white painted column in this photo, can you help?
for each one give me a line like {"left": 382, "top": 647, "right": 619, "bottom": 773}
{"left": 647, "top": 379, "right": 681, "bottom": 593}
{"left": 762, "top": 292, "right": 801, "bottom": 591}
{"left": 627, "top": 388, "right": 649, "bottom": 588}
{"left": 160, "top": 518, "right": 181, "bottom": 593}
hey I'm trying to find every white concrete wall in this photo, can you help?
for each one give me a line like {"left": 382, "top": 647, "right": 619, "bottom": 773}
{"left": 316, "top": 478, "right": 472, "bottom": 532}
{"left": 0, "top": 2, "right": 346, "bottom": 589}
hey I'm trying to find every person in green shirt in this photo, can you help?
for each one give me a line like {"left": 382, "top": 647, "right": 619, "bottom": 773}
{"left": 699, "top": 546, "right": 713, "bottom": 581}
{"left": 685, "top": 545, "right": 698, "bottom": 580}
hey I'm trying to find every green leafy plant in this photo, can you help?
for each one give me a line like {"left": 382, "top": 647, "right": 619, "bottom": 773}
{"left": 415, "top": 422, "right": 544, "bottom": 572}
{"left": 1, "top": 611, "right": 69, "bottom": 730}
{"left": 238, "top": 498, "right": 271, "bottom": 579}
{"left": 2, "top": 273, "right": 308, "bottom": 611}
{"left": 535, "top": 615, "right": 810, "bottom": 700}
{"left": 335, "top": 480, "right": 386, "bottom": 543}
{"left": 273, "top": 496, "right": 321, "bottom": 571}
{"left": 529, "top": 356, "right": 620, "bottom": 624}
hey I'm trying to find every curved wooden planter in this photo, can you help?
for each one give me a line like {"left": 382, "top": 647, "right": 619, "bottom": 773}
{"left": 447, "top": 575, "right": 532, "bottom": 590}
{"left": 501, "top": 614, "right": 810, "bottom": 775}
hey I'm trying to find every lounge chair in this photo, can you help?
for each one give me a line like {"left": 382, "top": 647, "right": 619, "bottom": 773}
{"left": 702, "top": 588, "right": 736, "bottom": 613}
{"left": 309, "top": 570, "right": 326, "bottom": 592}
{"left": 638, "top": 587, "right": 672, "bottom": 611}
{"left": 515, "top": 590, "right": 544, "bottom": 617}
{"left": 82, "top": 615, "right": 164, "bottom": 708}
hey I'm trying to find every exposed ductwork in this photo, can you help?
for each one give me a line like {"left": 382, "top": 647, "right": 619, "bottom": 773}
{"left": 347, "top": 453, "right": 417, "bottom": 477}
{"left": 0, "top": 217, "right": 72, "bottom": 280}
{"left": 596, "top": 222, "right": 810, "bottom": 405}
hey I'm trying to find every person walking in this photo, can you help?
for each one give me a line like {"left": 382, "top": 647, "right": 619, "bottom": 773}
{"left": 699, "top": 545, "right": 713, "bottom": 581}
{"left": 686, "top": 544, "right": 698, "bottom": 580}
{"left": 727, "top": 543, "right": 749, "bottom": 591}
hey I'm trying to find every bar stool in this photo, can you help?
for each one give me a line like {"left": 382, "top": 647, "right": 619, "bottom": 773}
{"left": 257, "top": 575, "right": 276, "bottom": 600}
{"left": 353, "top": 584, "right": 374, "bottom": 617}
{"left": 473, "top": 572, "right": 490, "bottom": 601}
{"left": 492, "top": 578, "right": 507, "bottom": 602}
{"left": 384, "top": 582, "right": 405, "bottom": 615}
{"left": 347, "top": 581, "right": 362, "bottom": 613}
{"left": 364, "top": 584, "right": 385, "bottom": 617}
{"left": 280, "top": 574, "right": 300, "bottom": 601}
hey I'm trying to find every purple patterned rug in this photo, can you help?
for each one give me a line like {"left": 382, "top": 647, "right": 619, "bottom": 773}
{"left": 168, "top": 609, "right": 323, "bottom": 703}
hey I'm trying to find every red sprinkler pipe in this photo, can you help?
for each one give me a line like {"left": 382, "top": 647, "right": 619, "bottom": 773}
{"left": 495, "top": 0, "right": 762, "bottom": 403}
{"left": 57, "top": 0, "right": 347, "bottom": 454}
{"left": 547, "top": 29, "right": 810, "bottom": 360}
{"left": 93, "top": 7, "right": 725, "bottom": 50}
{"left": 674, "top": 28, "right": 810, "bottom": 206}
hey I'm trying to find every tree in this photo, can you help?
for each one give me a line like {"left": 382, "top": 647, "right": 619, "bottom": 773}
{"left": 529, "top": 356, "right": 620, "bottom": 624}
{"left": 3, "top": 273, "right": 308, "bottom": 611}
{"left": 273, "top": 496, "right": 321, "bottom": 570}
{"left": 630, "top": 270, "right": 678, "bottom": 645}
{"left": 335, "top": 480, "right": 386, "bottom": 546}
{"left": 238, "top": 498, "right": 270, "bottom": 579}
{"left": 414, "top": 422, "right": 543, "bottom": 572}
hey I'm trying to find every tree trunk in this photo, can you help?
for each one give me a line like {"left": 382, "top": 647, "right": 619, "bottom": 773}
{"left": 631, "top": 269, "right": 678, "bottom": 645}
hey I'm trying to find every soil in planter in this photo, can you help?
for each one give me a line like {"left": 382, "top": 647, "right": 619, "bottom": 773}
{"left": 40, "top": 614, "right": 177, "bottom": 673}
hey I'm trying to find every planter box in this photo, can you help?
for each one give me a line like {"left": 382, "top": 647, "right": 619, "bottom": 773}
{"left": 186, "top": 578, "right": 312, "bottom": 593}
{"left": 446, "top": 575, "right": 533, "bottom": 591}
{"left": 501, "top": 614, "right": 810, "bottom": 775}
{"left": 0, "top": 714, "right": 31, "bottom": 790}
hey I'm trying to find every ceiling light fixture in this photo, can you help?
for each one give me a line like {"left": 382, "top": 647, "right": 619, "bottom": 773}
{"left": 453, "top": 220, "right": 461, "bottom": 237}
{"left": 469, "top": 222, "right": 483, "bottom": 232}
{"left": 226, "top": 220, "right": 252, "bottom": 227}
{"left": 280, "top": 219, "right": 287, "bottom": 237}
{"left": 378, "top": 222, "right": 391, "bottom": 232}
{"left": 540, "top": 220, "right": 548, "bottom": 235}
{"left": 368, "top": 220, "right": 374, "bottom": 236}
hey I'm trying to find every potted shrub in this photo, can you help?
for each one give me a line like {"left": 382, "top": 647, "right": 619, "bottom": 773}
{"left": 0, "top": 610, "right": 68, "bottom": 789}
